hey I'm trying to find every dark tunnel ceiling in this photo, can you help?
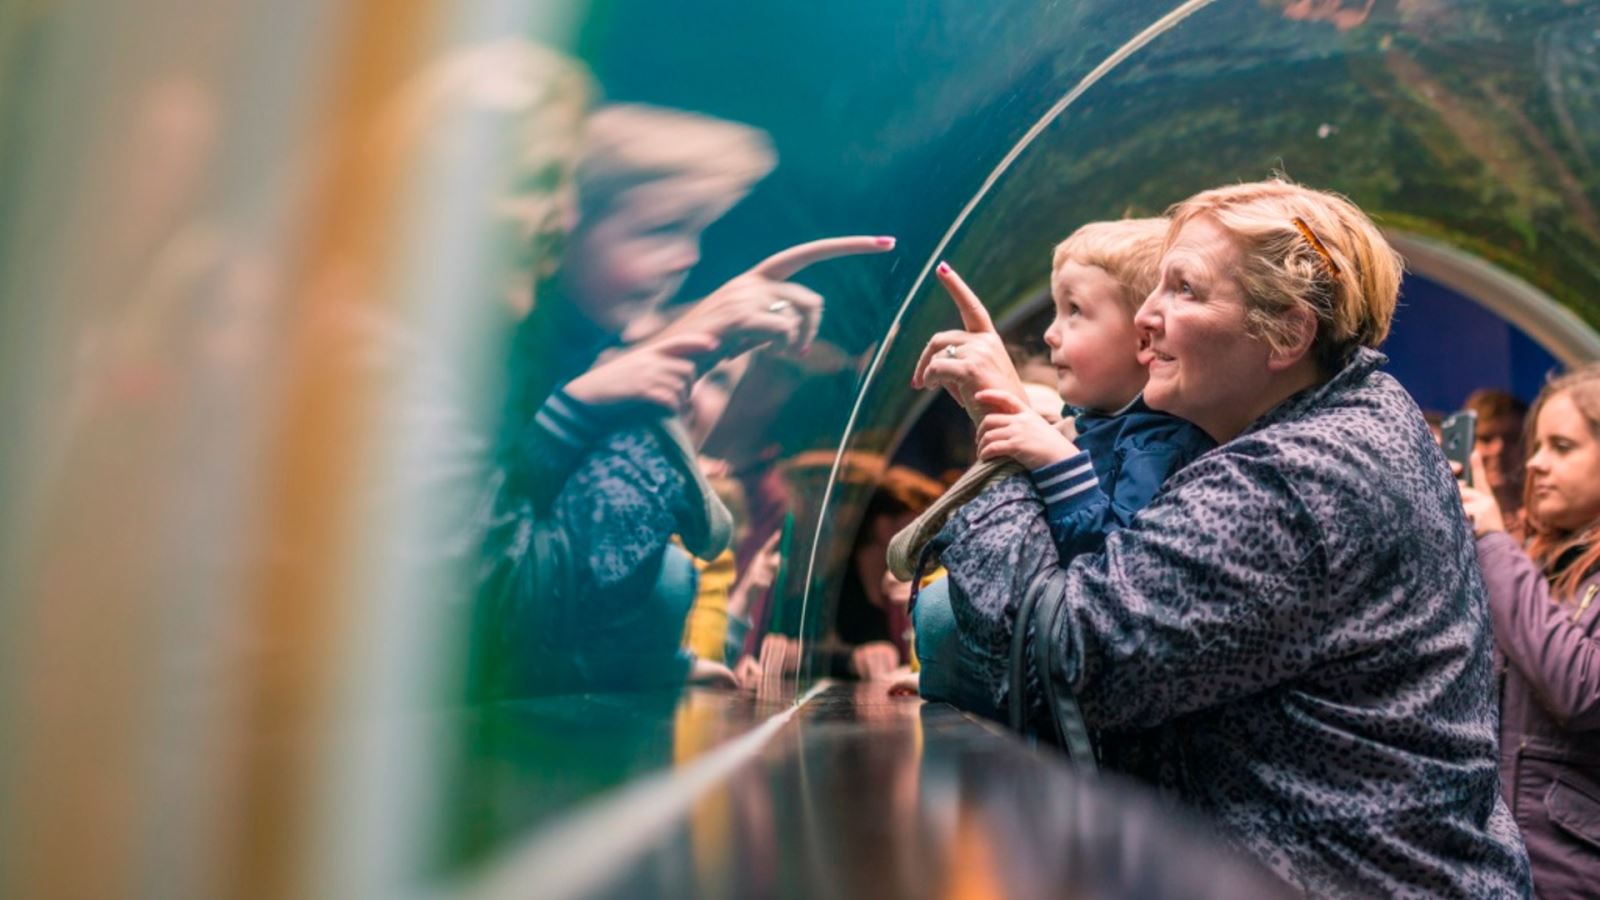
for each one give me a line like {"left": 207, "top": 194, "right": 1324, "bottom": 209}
{"left": 570, "top": 0, "right": 1600, "bottom": 460}
{"left": 580, "top": 0, "right": 1600, "bottom": 339}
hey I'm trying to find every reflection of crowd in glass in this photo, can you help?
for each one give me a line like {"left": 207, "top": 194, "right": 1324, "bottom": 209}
{"left": 445, "top": 41, "right": 1598, "bottom": 900}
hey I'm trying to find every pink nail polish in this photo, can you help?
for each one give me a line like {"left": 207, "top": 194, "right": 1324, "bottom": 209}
{"left": 877, "top": 236, "right": 895, "bottom": 247}
{"left": 937, "top": 261, "right": 949, "bottom": 275}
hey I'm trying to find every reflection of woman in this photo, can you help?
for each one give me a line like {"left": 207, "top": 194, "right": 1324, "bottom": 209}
{"left": 1460, "top": 369, "right": 1600, "bottom": 899}
{"left": 914, "top": 180, "right": 1530, "bottom": 895}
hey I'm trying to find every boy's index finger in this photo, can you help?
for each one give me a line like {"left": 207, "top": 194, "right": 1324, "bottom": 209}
{"left": 935, "top": 262, "right": 996, "bottom": 333}
{"left": 750, "top": 235, "right": 896, "bottom": 281}
{"left": 974, "top": 389, "right": 1024, "bottom": 414}
{"left": 651, "top": 333, "right": 720, "bottom": 357}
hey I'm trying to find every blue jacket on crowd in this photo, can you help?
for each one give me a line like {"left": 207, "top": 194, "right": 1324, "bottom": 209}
{"left": 925, "top": 347, "right": 1532, "bottom": 897}
{"left": 1030, "top": 396, "right": 1214, "bottom": 561}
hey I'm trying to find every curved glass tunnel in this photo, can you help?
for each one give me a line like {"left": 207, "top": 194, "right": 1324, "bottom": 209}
{"left": 1, "top": 0, "right": 1598, "bottom": 897}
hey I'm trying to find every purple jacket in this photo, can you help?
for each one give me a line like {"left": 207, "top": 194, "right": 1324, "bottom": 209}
{"left": 1477, "top": 531, "right": 1600, "bottom": 899}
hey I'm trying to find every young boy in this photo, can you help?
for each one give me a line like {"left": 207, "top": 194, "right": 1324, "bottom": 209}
{"left": 971, "top": 218, "right": 1215, "bottom": 561}
{"left": 903, "top": 218, "right": 1213, "bottom": 728}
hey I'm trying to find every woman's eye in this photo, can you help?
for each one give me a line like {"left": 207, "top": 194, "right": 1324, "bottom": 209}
{"left": 1067, "top": 303, "right": 1081, "bottom": 317}
{"left": 1179, "top": 280, "right": 1195, "bottom": 296}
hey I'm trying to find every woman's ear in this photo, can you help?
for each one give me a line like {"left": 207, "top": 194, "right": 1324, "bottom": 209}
{"left": 1266, "top": 305, "right": 1317, "bottom": 373}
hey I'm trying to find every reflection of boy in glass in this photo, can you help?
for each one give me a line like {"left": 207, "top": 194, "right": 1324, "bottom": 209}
{"left": 477, "top": 104, "right": 770, "bottom": 696}
{"left": 504, "top": 105, "right": 891, "bottom": 502}
{"left": 503, "top": 104, "right": 773, "bottom": 456}
{"left": 475, "top": 104, "right": 895, "bottom": 697}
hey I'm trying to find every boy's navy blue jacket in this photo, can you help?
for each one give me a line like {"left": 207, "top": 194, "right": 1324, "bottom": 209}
{"left": 1029, "top": 396, "right": 1214, "bottom": 560}
{"left": 471, "top": 300, "right": 711, "bottom": 698}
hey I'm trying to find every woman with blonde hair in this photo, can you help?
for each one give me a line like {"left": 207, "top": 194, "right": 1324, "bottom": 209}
{"left": 910, "top": 179, "right": 1530, "bottom": 895}
{"left": 1461, "top": 367, "right": 1600, "bottom": 899}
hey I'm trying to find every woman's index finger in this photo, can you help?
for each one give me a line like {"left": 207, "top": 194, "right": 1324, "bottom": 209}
{"left": 935, "top": 262, "right": 996, "bottom": 333}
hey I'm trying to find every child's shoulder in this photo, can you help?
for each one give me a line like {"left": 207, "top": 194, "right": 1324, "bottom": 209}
{"left": 1114, "top": 407, "right": 1216, "bottom": 458}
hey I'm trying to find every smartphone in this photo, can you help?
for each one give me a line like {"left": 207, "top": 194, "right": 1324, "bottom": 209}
{"left": 1441, "top": 410, "right": 1477, "bottom": 486}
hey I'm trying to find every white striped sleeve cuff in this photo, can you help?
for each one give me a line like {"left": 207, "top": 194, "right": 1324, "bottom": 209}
{"left": 532, "top": 388, "right": 605, "bottom": 450}
{"left": 1031, "top": 451, "right": 1100, "bottom": 513}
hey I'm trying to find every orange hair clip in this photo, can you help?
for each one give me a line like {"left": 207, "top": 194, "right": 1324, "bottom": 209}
{"left": 1292, "top": 216, "right": 1342, "bottom": 278}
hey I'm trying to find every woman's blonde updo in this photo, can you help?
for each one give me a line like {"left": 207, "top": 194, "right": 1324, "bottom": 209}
{"left": 1166, "top": 178, "right": 1404, "bottom": 374}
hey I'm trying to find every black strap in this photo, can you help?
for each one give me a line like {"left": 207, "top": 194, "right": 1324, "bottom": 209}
{"left": 1008, "top": 572, "right": 1044, "bottom": 732}
{"left": 1030, "top": 569, "right": 1097, "bottom": 772}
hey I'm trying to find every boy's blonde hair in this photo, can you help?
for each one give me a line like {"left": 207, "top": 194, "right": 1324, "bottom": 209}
{"left": 1165, "top": 178, "right": 1403, "bottom": 373}
{"left": 1051, "top": 217, "right": 1168, "bottom": 313}
{"left": 578, "top": 103, "right": 775, "bottom": 221}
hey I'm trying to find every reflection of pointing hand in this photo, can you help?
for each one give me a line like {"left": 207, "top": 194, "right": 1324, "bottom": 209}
{"left": 749, "top": 235, "right": 898, "bottom": 281}
{"left": 564, "top": 333, "right": 720, "bottom": 412}
{"left": 912, "top": 262, "right": 1027, "bottom": 418}
{"left": 660, "top": 235, "right": 896, "bottom": 359}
